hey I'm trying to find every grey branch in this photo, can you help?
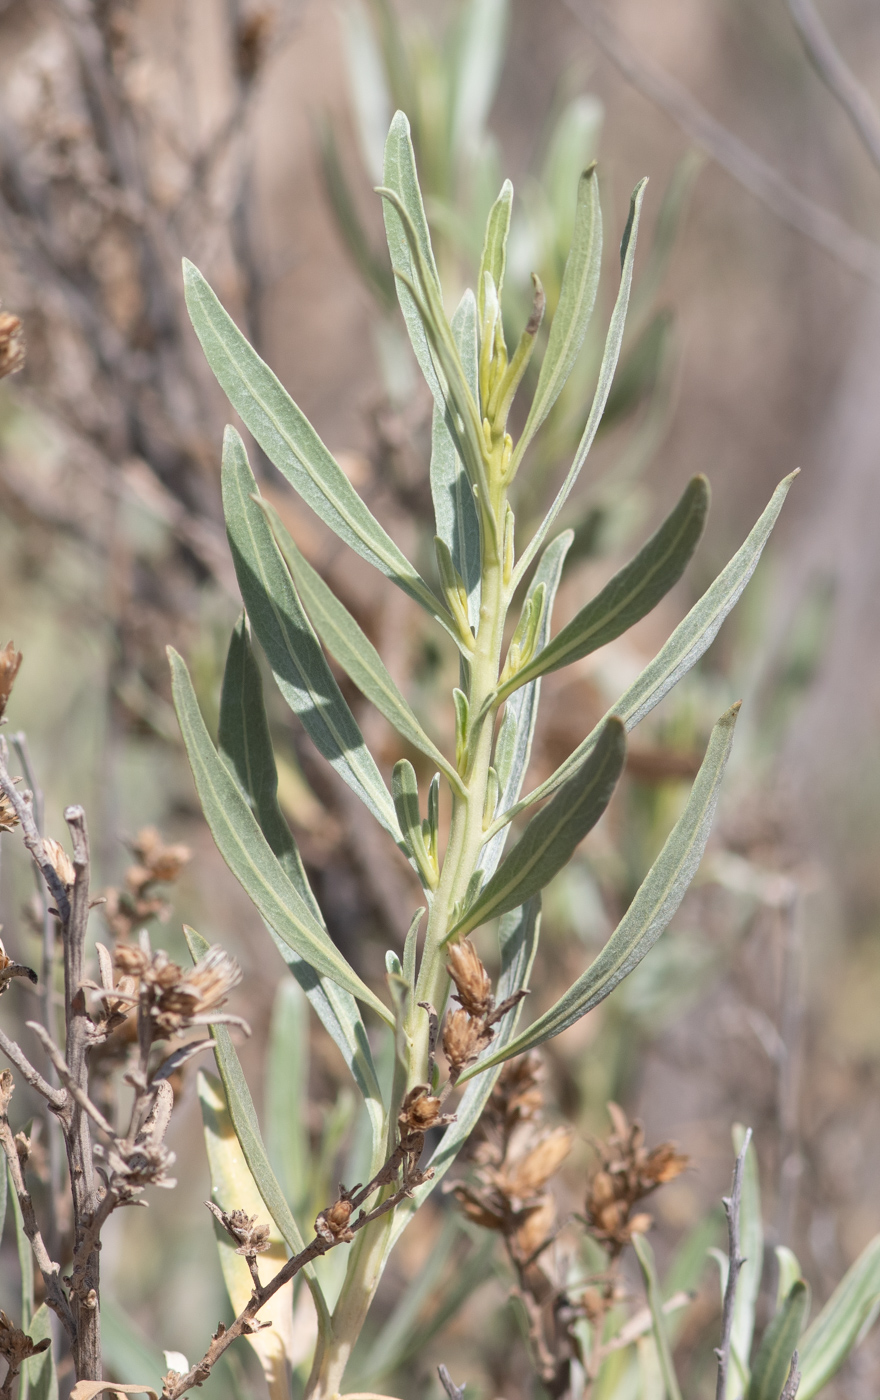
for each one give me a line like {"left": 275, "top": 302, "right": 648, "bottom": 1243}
{"left": 0, "top": 1024, "right": 67, "bottom": 1109}
{"left": 715, "top": 1128, "right": 752, "bottom": 1400}
{"left": 780, "top": 1349, "right": 801, "bottom": 1400}
{"left": 0, "top": 737, "right": 71, "bottom": 922}
{"left": 437, "top": 1367, "right": 466, "bottom": 1400}
{"left": 786, "top": 0, "right": 880, "bottom": 176}
{"left": 565, "top": 0, "right": 880, "bottom": 287}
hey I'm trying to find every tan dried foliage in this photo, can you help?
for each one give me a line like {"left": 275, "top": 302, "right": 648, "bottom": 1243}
{"left": 103, "top": 827, "right": 191, "bottom": 940}
{"left": 583, "top": 1102, "right": 689, "bottom": 1256}
{"left": 0, "top": 642, "right": 22, "bottom": 720}
{"left": 0, "top": 310, "right": 25, "bottom": 379}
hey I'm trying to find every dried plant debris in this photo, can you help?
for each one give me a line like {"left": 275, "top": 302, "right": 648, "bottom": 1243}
{"left": 103, "top": 828, "right": 192, "bottom": 941}
{"left": 584, "top": 1102, "right": 689, "bottom": 1258}
{"left": 440, "top": 939, "right": 527, "bottom": 1084}
{"left": 108, "top": 936, "right": 246, "bottom": 1038}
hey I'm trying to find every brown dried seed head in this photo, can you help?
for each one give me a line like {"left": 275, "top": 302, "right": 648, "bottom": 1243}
{"left": 43, "top": 838, "right": 76, "bottom": 889}
{"left": 114, "top": 944, "right": 151, "bottom": 978}
{"left": 0, "top": 641, "right": 22, "bottom": 719}
{"left": 442, "top": 1006, "right": 491, "bottom": 1075}
{"left": 0, "top": 312, "right": 24, "bottom": 379}
{"left": 131, "top": 827, "right": 191, "bottom": 884}
{"left": 501, "top": 1127, "right": 573, "bottom": 1199}
{"left": 399, "top": 1086, "right": 444, "bottom": 1133}
{"left": 446, "top": 939, "right": 493, "bottom": 1016}
{"left": 642, "top": 1143, "right": 689, "bottom": 1186}
{"left": 0, "top": 793, "right": 18, "bottom": 833}
{"left": 0, "top": 1310, "right": 51, "bottom": 1365}
{"left": 316, "top": 1195, "right": 355, "bottom": 1243}
{"left": 450, "top": 1184, "right": 508, "bottom": 1232}
{"left": 513, "top": 1194, "right": 556, "bottom": 1260}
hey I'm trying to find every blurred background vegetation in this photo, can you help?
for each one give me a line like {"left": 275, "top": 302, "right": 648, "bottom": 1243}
{"left": 2, "top": 0, "right": 880, "bottom": 1396}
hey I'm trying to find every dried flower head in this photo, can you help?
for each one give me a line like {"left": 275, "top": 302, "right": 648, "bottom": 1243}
{"left": 0, "top": 1311, "right": 50, "bottom": 1369}
{"left": 94, "top": 1138, "right": 177, "bottom": 1197}
{"left": 583, "top": 1103, "right": 689, "bottom": 1256}
{"left": 442, "top": 1006, "right": 492, "bottom": 1078}
{"left": 398, "top": 1086, "right": 445, "bottom": 1134}
{"left": 315, "top": 1193, "right": 355, "bottom": 1244}
{"left": 0, "top": 641, "right": 22, "bottom": 719}
{"left": 495, "top": 1127, "right": 574, "bottom": 1203}
{"left": 0, "top": 310, "right": 25, "bottom": 378}
{"left": 113, "top": 940, "right": 244, "bottom": 1037}
{"left": 103, "top": 827, "right": 192, "bottom": 941}
{"left": 43, "top": 837, "right": 76, "bottom": 889}
{"left": 446, "top": 939, "right": 493, "bottom": 1017}
{"left": 131, "top": 827, "right": 192, "bottom": 885}
{"left": 206, "top": 1202, "right": 272, "bottom": 1256}
{"left": 0, "top": 792, "right": 18, "bottom": 833}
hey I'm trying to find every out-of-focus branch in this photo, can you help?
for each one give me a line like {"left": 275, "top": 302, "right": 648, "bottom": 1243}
{"left": 781, "top": 1350, "right": 801, "bottom": 1399}
{"left": 565, "top": 0, "right": 880, "bottom": 286}
{"left": 786, "top": 0, "right": 880, "bottom": 176}
{"left": 715, "top": 1129, "right": 752, "bottom": 1400}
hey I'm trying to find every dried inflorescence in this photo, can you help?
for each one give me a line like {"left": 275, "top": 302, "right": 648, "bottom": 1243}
{"left": 42, "top": 837, "right": 76, "bottom": 890}
{"left": 103, "top": 827, "right": 192, "bottom": 941}
{"left": 111, "top": 939, "right": 245, "bottom": 1037}
{"left": 93, "top": 1139, "right": 177, "bottom": 1199}
{"left": 0, "top": 1310, "right": 51, "bottom": 1369}
{"left": 583, "top": 1102, "right": 689, "bottom": 1257}
{"left": 441, "top": 939, "right": 526, "bottom": 1083}
{"left": 0, "top": 642, "right": 22, "bottom": 721}
{"left": 206, "top": 1202, "right": 272, "bottom": 1257}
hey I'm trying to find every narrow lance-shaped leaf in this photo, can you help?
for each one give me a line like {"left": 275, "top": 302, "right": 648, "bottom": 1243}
{"left": 219, "top": 612, "right": 322, "bottom": 922}
{"left": 266, "top": 981, "right": 311, "bottom": 1221}
{"left": 222, "top": 427, "right": 402, "bottom": 845}
{"left": 24, "top": 1305, "right": 57, "bottom": 1400}
{"left": 262, "top": 499, "right": 465, "bottom": 795}
{"left": 497, "top": 475, "right": 709, "bottom": 702}
{"left": 431, "top": 289, "right": 482, "bottom": 629}
{"left": 182, "top": 261, "right": 453, "bottom": 639}
{"left": 463, "top": 703, "right": 739, "bottom": 1076}
{"left": 512, "top": 162, "right": 602, "bottom": 470}
{"left": 513, "top": 178, "right": 648, "bottom": 583}
{"left": 746, "top": 1282, "right": 808, "bottom": 1400}
{"left": 185, "top": 927, "right": 330, "bottom": 1323}
{"left": 478, "top": 530, "right": 573, "bottom": 882}
{"left": 198, "top": 1069, "right": 307, "bottom": 1399}
{"left": 387, "top": 896, "right": 541, "bottom": 1249}
{"left": 477, "top": 179, "right": 513, "bottom": 327}
{"left": 392, "top": 760, "right": 437, "bottom": 890}
{"left": 731, "top": 1123, "right": 763, "bottom": 1397}
{"left": 450, "top": 717, "right": 625, "bottom": 940}
{"left": 382, "top": 109, "right": 444, "bottom": 404}
{"left": 450, "top": 0, "right": 508, "bottom": 165}
{"left": 492, "top": 473, "right": 795, "bottom": 832}
{"left": 169, "top": 646, "right": 393, "bottom": 1026}
{"left": 797, "top": 1232, "right": 880, "bottom": 1398}
{"left": 214, "top": 631, "right": 386, "bottom": 1154}
{"left": 632, "top": 1235, "right": 684, "bottom": 1400}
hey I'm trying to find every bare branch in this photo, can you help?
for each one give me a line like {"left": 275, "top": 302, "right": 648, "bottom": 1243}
{"left": 0, "top": 737, "right": 71, "bottom": 922}
{"left": 437, "top": 1366, "right": 466, "bottom": 1400}
{"left": 715, "top": 1129, "right": 752, "bottom": 1400}
{"left": 564, "top": 0, "right": 880, "bottom": 287}
{"left": 25, "top": 1024, "right": 114, "bottom": 1136}
{"left": 0, "top": 1072, "right": 75, "bottom": 1338}
{"left": 786, "top": 0, "right": 880, "bottom": 175}
{"left": 780, "top": 1349, "right": 801, "bottom": 1400}
{"left": 0, "top": 1024, "right": 67, "bottom": 1110}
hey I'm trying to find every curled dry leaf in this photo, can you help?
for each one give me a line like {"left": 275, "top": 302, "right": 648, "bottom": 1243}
{"left": 0, "top": 309, "right": 25, "bottom": 378}
{"left": 43, "top": 837, "right": 76, "bottom": 890}
{"left": 0, "top": 641, "right": 22, "bottom": 719}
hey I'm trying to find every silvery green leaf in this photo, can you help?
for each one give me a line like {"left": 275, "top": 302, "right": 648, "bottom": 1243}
{"left": 186, "top": 932, "right": 330, "bottom": 1326}
{"left": 393, "top": 760, "right": 437, "bottom": 888}
{"left": 431, "top": 290, "right": 482, "bottom": 628}
{"left": 797, "top": 1232, "right": 880, "bottom": 1398}
{"left": 775, "top": 1247, "right": 804, "bottom": 1310}
{"left": 266, "top": 980, "right": 311, "bottom": 1221}
{"left": 495, "top": 473, "right": 795, "bottom": 829}
{"left": 542, "top": 95, "right": 604, "bottom": 246}
{"left": 467, "top": 704, "right": 739, "bottom": 1074}
{"left": 23, "top": 1305, "right": 56, "bottom": 1400}
{"left": 731, "top": 1124, "right": 764, "bottom": 1397}
{"left": 746, "top": 1282, "right": 808, "bottom": 1400}
{"left": 513, "top": 178, "right": 648, "bottom": 579}
{"left": 262, "top": 499, "right": 464, "bottom": 794}
{"left": 632, "top": 1235, "right": 684, "bottom": 1400}
{"left": 318, "top": 119, "right": 396, "bottom": 311}
{"left": 450, "top": 0, "right": 508, "bottom": 162}
{"left": 222, "top": 427, "right": 402, "bottom": 843}
{"left": 499, "top": 475, "right": 709, "bottom": 701}
{"left": 512, "top": 163, "right": 603, "bottom": 471}
{"left": 182, "top": 261, "right": 450, "bottom": 634}
{"left": 477, "top": 179, "right": 513, "bottom": 326}
{"left": 479, "top": 529, "right": 573, "bottom": 881}
{"left": 170, "top": 647, "right": 393, "bottom": 1026}
{"left": 219, "top": 612, "right": 321, "bottom": 921}
{"left": 100, "top": 1300, "right": 166, "bottom": 1392}
{"left": 451, "top": 717, "right": 625, "bottom": 939}
{"left": 387, "top": 896, "right": 540, "bottom": 1244}
{"left": 382, "top": 110, "right": 444, "bottom": 404}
